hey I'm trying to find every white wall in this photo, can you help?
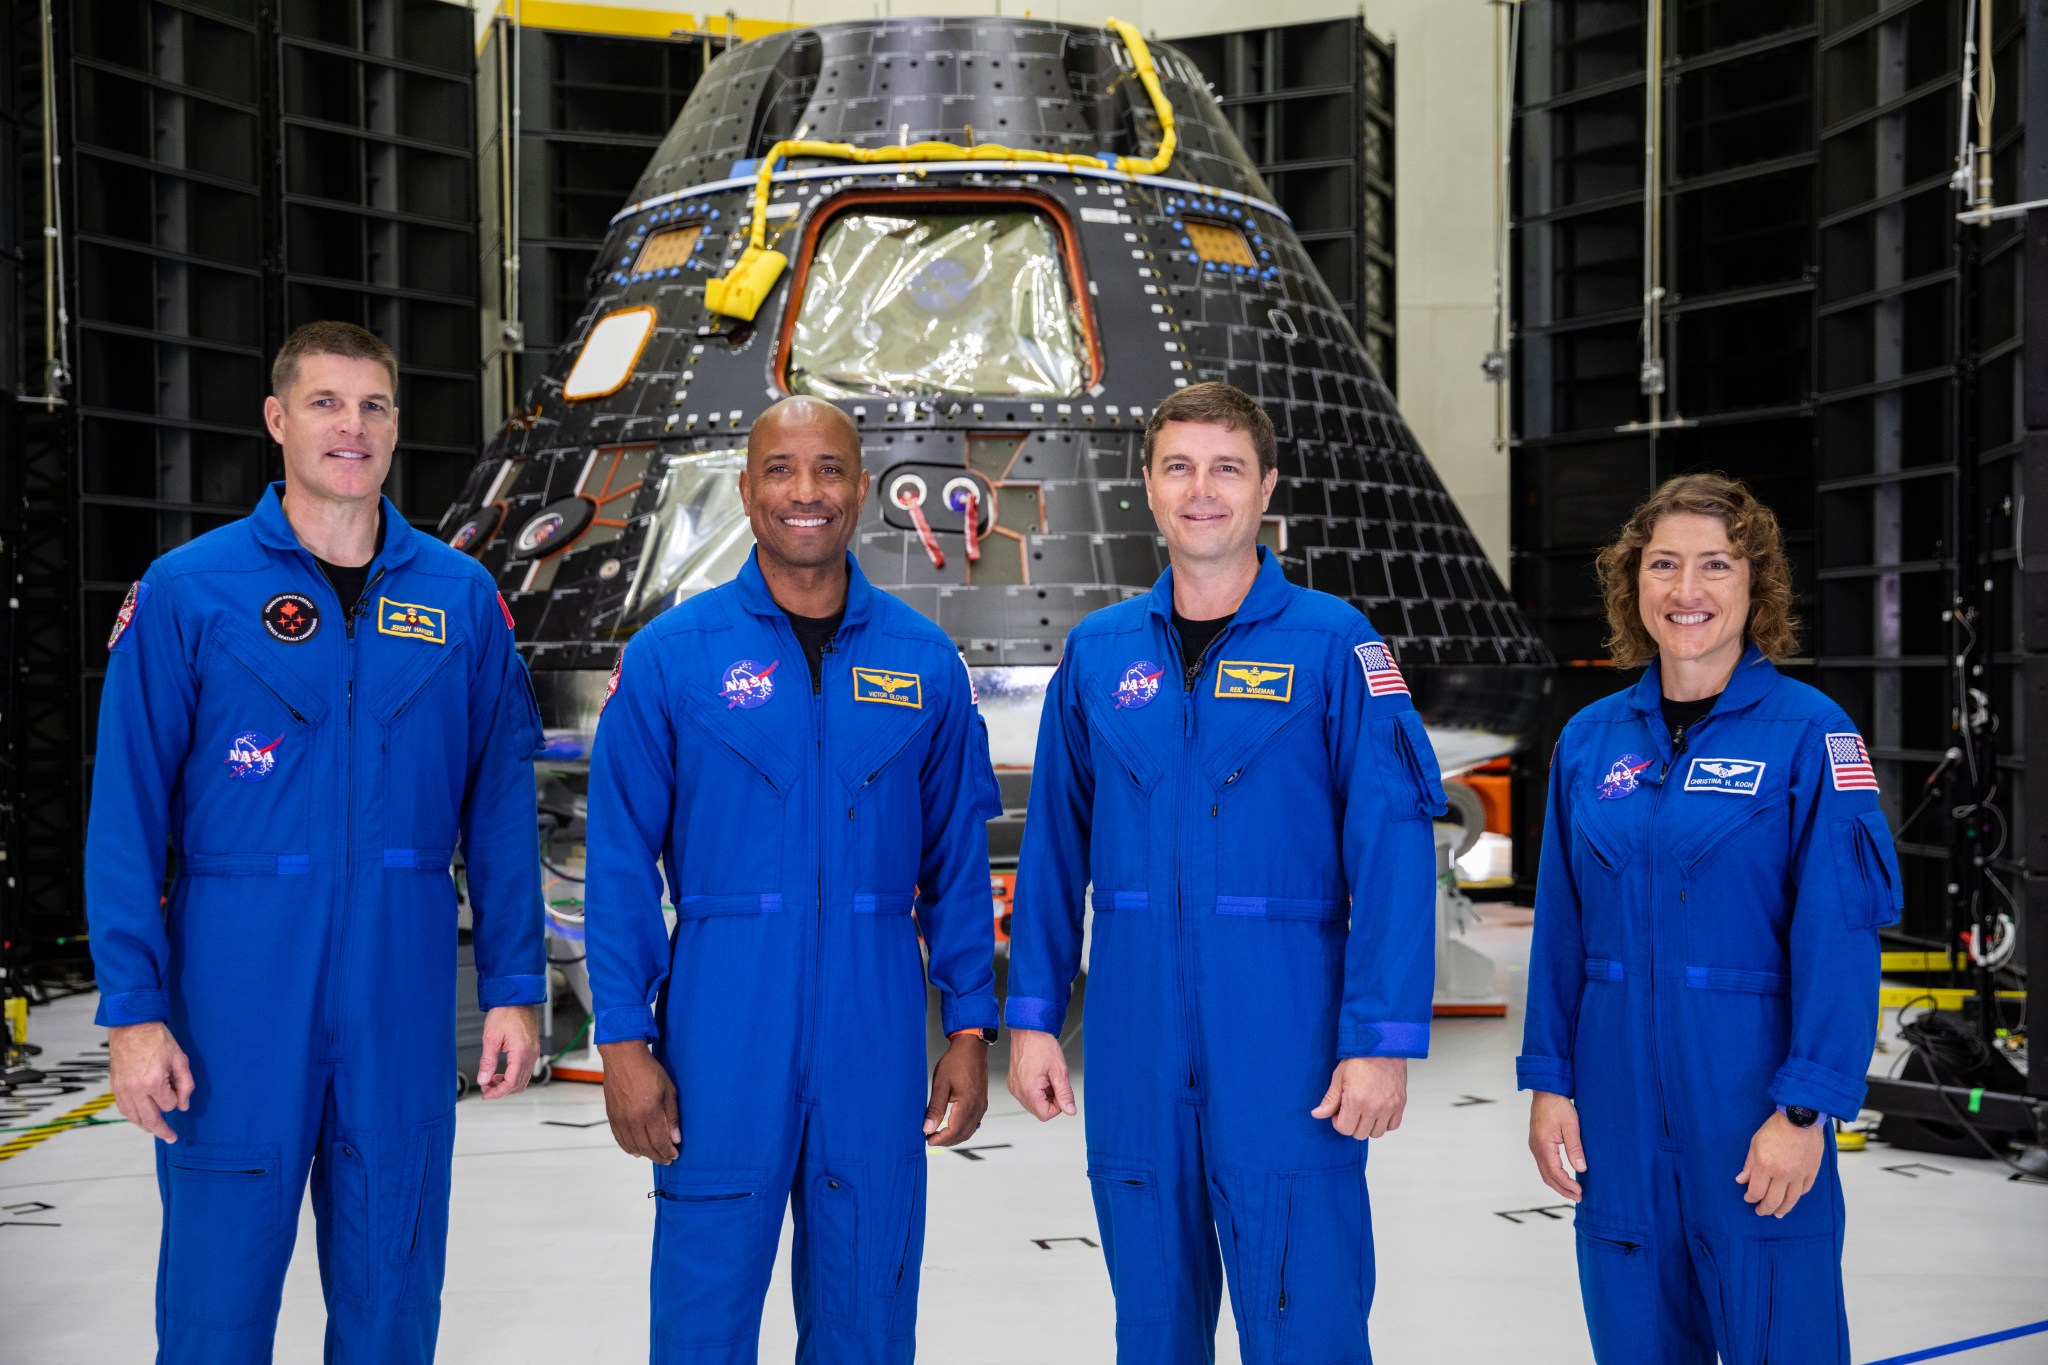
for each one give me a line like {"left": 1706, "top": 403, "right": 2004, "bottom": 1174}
{"left": 466, "top": 0, "right": 1510, "bottom": 570}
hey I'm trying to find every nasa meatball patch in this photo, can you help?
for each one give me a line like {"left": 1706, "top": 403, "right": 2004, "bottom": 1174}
{"left": 1682, "top": 757, "right": 1766, "bottom": 797}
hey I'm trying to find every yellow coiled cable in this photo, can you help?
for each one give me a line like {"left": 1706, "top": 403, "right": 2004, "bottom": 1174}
{"left": 704, "top": 16, "right": 1177, "bottom": 321}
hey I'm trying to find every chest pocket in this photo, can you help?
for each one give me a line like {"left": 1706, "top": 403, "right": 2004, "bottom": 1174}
{"left": 1204, "top": 676, "right": 1323, "bottom": 796}
{"left": 371, "top": 638, "right": 470, "bottom": 853}
{"left": 1671, "top": 789, "right": 1786, "bottom": 878}
{"left": 1079, "top": 685, "right": 1166, "bottom": 796}
{"left": 1573, "top": 801, "right": 1634, "bottom": 876}
{"left": 678, "top": 691, "right": 801, "bottom": 796}
{"left": 1077, "top": 686, "right": 1165, "bottom": 902}
{"left": 194, "top": 630, "right": 329, "bottom": 856}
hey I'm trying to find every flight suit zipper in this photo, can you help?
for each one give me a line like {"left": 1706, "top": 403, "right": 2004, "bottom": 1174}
{"left": 790, "top": 616, "right": 829, "bottom": 1099}
{"left": 329, "top": 567, "right": 382, "bottom": 1053}
{"left": 1645, "top": 705, "right": 1711, "bottom": 1143}
{"left": 1173, "top": 621, "right": 1230, "bottom": 1095}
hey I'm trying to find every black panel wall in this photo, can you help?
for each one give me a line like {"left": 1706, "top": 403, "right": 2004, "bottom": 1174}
{"left": 3, "top": 0, "right": 480, "bottom": 966}
{"left": 477, "top": 20, "right": 708, "bottom": 427}
{"left": 1515, "top": 0, "right": 2043, "bottom": 1075}
{"left": 1511, "top": 1, "right": 1824, "bottom": 897}
{"left": 1175, "top": 17, "right": 1398, "bottom": 389}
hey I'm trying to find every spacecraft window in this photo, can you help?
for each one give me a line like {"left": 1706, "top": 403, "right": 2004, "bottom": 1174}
{"left": 563, "top": 305, "right": 658, "bottom": 401}
{"left": 620, "top": 449, "right": 754, "bottom": 627}
{"left": 783, "top": 200, "right": 1095, "bottom": 400}
{"left": 634, "top": 225, "right": 703, "bottom": 274}
{"left": 1185, "top": 221, "right": 1258, "bottom": 269}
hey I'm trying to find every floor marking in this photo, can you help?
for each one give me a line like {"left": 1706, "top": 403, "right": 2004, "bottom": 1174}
{"left": 0, "top": 1092, "right": 118, "bottom": 1164}
{"left": 1882, "top": 1162, "right": 1952, "bottom": 1178}
{"left": 1494, "top": 1204, "right": 1575, "bottom": 1223}
{"left": 1861, "top": 1317, "right": 2048, "bottom": 1365}
{"left": 1452, "top": 1095, "right": 1496, "bottom": 1106}
{"left": 540, "top": 1118, "right": 608, "bottom": 1129}
{"left": 1031, "top": 1236, "right": 1099, "bottom": 1250}
{"left": 949, "top": 1144, "right": 1013, "bottom": 1161}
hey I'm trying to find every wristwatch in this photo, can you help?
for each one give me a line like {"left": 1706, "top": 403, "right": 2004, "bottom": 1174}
{"left": 950, "top": 1027, "right": 998, "bottom": 1044}
{"left": 1783, "top": 1105, "right": 1821, "bottom": 1128}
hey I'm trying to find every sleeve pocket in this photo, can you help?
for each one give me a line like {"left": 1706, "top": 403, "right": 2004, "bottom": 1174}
{"left": 1382, "top": 710, "right": 1450, "bottom": 823}
{"left": 967, "top": 712, "right": 1005, "bottom": 822}
{"left": 1835, "top": 809, "right": 1904, "bottom": 929}
{"left": 506, "top": 655, "right": 545, "bottom": 758}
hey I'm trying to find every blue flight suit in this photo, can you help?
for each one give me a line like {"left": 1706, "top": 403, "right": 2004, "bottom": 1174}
{"left": 1517, "top": 646, "right": 1903, "bottom": 1364}
{"left": 585, "top": 550, "right": 1001, "bottom": 1365}
{"left": 85, "top": 483, "right": 546, "bottom": 1364}
{"left": 1005, "top": 548, "right": 1447, "bottom": 1365}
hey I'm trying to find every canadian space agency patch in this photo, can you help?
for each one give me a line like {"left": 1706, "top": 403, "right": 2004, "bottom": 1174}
{"left": 263, "top": 592, "right": 320, "bottom": 644}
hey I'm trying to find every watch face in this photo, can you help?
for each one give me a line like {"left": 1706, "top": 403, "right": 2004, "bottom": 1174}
{"left": 981, "top": 1027, "right": 1000, "bottom": 1044}
{"left": 1786, "top": 1106, "right": 1821, "bottom": 1128}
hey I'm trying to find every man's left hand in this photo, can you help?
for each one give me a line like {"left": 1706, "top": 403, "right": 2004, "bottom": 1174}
{"left": 1736, "top": 1111, "right": 1826, "bottom": 1217}
{"left": 477, "top": 1005, "right": 541, "bottom": 1099}
{"left": 924, "top": 1034, "right": 989, "bottom": 1147}
{"left": 1311, "top": 1057, "right": 1408, "bottom": 1139}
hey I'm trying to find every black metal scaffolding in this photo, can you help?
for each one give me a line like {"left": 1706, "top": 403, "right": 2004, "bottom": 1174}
{"left": 1514, "top": 0, "right": 2042, "bottom": 1099}
{"left": 1, "top": 0, "right": 480, "bottom": 969}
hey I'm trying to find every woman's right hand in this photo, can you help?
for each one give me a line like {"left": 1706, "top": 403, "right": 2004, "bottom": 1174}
{"left": 1528, "top": 1090, "right": 1588, "bottom": 1201}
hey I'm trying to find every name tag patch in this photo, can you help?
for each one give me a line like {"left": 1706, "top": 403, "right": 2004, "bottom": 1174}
{"left": 1683, "top": 757, "right": 1766, "bottom": 796}
{"left": 854, "top": 667, "right": 922, "bottom": 708}
{"left": 378, "top": 597, "right": 447, "bottom": 644}
{"left": 1214, "top": 661, "right": 1293, "bottom": 702}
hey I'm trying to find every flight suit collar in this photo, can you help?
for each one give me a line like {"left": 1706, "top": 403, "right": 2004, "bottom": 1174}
{"left": 731, "top": 547, "right": 875, "bottom": 628}
{"left": 1628, "top": 641, "right": 1779, "bottom": 721}
{"left": 249, "top": 480, "right": 421, "bottom": 573}
{"left": 1144, "top": 545, "right": 1291, "bottom": 627}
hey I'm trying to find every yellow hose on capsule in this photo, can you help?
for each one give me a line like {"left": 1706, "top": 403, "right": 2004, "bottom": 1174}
{"left": 704, "top": 16, "right": 1178, "bottom": 321}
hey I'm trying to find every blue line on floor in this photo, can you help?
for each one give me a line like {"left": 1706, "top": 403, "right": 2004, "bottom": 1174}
{"left": 1862, "top": 1318, "right": 2048, "bottom": 1365}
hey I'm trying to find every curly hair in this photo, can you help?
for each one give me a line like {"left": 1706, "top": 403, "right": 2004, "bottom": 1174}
{"left": 1594, "top": 473, "right": 1799, "bottom": 669}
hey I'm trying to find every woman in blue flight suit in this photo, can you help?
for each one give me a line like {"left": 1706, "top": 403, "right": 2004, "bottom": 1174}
{"left": 1517, "top": 474, "right": 1903, "bottom": 1364}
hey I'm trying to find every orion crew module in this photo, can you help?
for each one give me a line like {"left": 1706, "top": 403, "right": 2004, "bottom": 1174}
{"left": 436, "top": 14, "right": 1552, "bottom": 873}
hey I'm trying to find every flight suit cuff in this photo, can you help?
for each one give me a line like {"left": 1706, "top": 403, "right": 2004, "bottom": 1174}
{"left": 478, "top": 973, "right": 546, "bottom": 1010}
{"left": 1340, "top": 1021, "right": 1429, "bottom": 1059}
{"left": 1515, "top": 1055, "right": 1575, "bottom": 1097}
{"left": 594, "top": 1005, "right": 660, "bottom": 1045}
{"left": 94, "top": 989, "right": 169, "bottom": 1028}
{"left": 1003, "top": 995, "right": 1065, "bottom": 1035}
{"left": 940, "top": 993, "right": 999, "bottom": 1038}
{"left": 1769, "top": 1058, "right": 1867, "bottom": 1121}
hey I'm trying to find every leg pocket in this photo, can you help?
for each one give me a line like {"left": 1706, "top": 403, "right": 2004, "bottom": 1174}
{"left": 164, "top": 1142, "right": 286, "bottom": 1328}
{"left": 319, "top": 1137, "right": 371, "bottom": 1305}
{"left": 882, "top": 1155, "right": 927, "bottom": 1342}
{"left": 396, "top": 1114, "right": 455, "bottom": 1313}
{"left": 805, "top": 1167, "right": 861, "bottom": 1328}
{"left": 1573, "top": 1216, "right": 1664, "bottom": 1365}
{"left": 1271, "top": 1165, "right": 1369, "bottom": 1365}
{"left": 1761, "top": 1234, "right": 1846, "bottom": 1364}
{"left": 1087, "top": 1162, "right": 1170, "bottom": 1325}
{"left": 652, "top": 1166, "right": 771, "bottom": 1349}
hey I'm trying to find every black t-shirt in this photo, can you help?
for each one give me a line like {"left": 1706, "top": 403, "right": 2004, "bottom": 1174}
{"left": 785, "top": 606, "right": 845, "bottom": 693}
{"left": 313, "top": 513, "right": 387, "bottom": 612}
{"left": 1662, "top": 691, "right": 1719, "bottom": 754}
{"left": 1174, "top": 610, "right": 1236, "bottom": 689}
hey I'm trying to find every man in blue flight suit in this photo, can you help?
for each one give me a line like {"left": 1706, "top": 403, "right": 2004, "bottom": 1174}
{"left": 585, "top": 396, "right": 1003, "bottom": 1365}
{"left": 1005, "top": 382, "right": 1448, "bottom": 1364}
{"left": 1519, "top": 485, "right": 1903, "bottom": 1362}
{"left": 87, "top": 321, "right": 546, "bottom": 1363}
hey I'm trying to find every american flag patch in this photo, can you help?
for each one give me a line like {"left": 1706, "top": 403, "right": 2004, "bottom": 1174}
{"left": 1825, "top": 732, "right": 1878, "bottom": 791}
{"left": 1354, "top": 641, "right": 1409, "bottom": 697}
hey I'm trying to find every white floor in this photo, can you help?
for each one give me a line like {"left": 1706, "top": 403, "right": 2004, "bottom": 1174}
{"left": 3, "top": 907, "right": 2043, "bottom": 1364}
